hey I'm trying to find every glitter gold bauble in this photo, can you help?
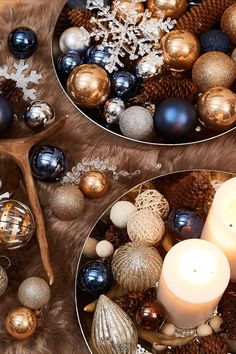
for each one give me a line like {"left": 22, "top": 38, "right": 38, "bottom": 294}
{"left": 6, "top": 307, "right": 37, "bottom": 339}
{"left": 221, "top": 4, "right": 236, "bottom": 45}
{"left": 198, "top": 87, "right": 236, "bottom": 132}
{"left": 49, "top": 184, "right": 85, "bottom": 220}
{"left": 67, "top": 64, "right": 110, "bottom": 108}
{"left": 113, "top": 0, "right": 145, "bottom": 21}
{"left": 161, "top": 30, "right": 200, "bottom": 72}
{"left": 147, "top": 0, "right": 187, "bottom": 20}
{"left": 0, "top": 200, "right": 35, "bottom": 250}
{"left": 192, "top": 52, "right": 236, "bottom": 92}
{"left": 80, "top": 171, "right": 108, "bottom": 199}
{"left": 18, "top": 277, "right": 51, "bottom": 310}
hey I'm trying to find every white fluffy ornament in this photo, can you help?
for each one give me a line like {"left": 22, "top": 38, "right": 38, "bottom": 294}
{"left": 96, "top": 240, "right": 114, "bottom": 258}
{"left": 110, "top": 201, "right": 137, "bottom": 228}
{"left": 135, "top": 189, "right": 169, "bottom": 220}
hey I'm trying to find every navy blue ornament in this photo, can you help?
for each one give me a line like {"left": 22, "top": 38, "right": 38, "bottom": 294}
{"left": 154, "top": 98, "right": 197, "bottom": 142}
{"left": 8, "top": 27, "right": 38, "bottom": 59}
{"left": 167, "top": 208, "right": 204, "bottom": 243}
{"left": 111, "top": 71, "right": 136, "bottom": 99}
{"left": 77, "top": 260, "right": 113, "bottom": 296}
{"left": 67, "top": 0, "right": 110, "bottom": 8}
{"left": 200, "top": 30, "right": 231, "bottom": 54}
{"left": 30, "top": 145, "right": 67, "bottom": 181}
{"left": 0, "top": 97, "right": 14, "bottom": 135}
{"left": 87, "top": 46, "right": 110, "bottom": 69}
{"left": 57, "top": 52, "right": 82, "bottom": 76}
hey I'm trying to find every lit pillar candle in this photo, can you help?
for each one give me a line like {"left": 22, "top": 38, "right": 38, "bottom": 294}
{"left": 157, "top": 239, "right": 230, "bottom": 329}
{"left": 201, "top": 177, "right": 236, "bottom": 279}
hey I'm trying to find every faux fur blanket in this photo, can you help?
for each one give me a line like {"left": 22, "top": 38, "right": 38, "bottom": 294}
{"left": 0, "top": 0, "right": 235, "bottom": 353}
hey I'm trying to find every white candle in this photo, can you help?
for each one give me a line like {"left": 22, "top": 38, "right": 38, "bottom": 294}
{"left": 157, "top": 239, "right": 230, "bottom": 329}
{"left": 201, "top": 177, "right": 236, "bottom": 279}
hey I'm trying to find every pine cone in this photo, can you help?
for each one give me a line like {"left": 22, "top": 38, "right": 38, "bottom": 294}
{"left": 113, "top": 287, "right": 157, "bottom": 317}
{"left": 167, "top": 335, "right": 227, "bottom": 354}
{"left": 219, "top": 282, "right": 236, "bottom": 340}
{"left": 164, "top": 172, "right": 214, "bottom": 211}
{"left": 0, "top": 79, "right": 23, "bottom": 103}
{"left": 176, "top": 0, "right": 235, "bottom": 37}
{"left": 104, "top": 225, "right": 130, "bottom": 249}
{"left": 68, "top": 8, "right": 97, "bottom": 32}
{"left": 54, "top": 7, "right": 71, "bottom": 37}
{"left": 131, "top": 75, "right": 198, "bottom": 105}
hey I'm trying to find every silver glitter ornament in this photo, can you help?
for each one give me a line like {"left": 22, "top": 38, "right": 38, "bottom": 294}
{"left": 23, "top": 101, "right": 55, "bottom": 130}
{"left": 0, "top": 266, "right": 8, "bottom": 296}
{"left": 18, "top": 277, "right": 50, "bottom": 310}
{"left": 103, "top": 98, "right": 125, "bottom": 124}
{"left": 119, "top": 106, "right": 154, "bottom": 141}
{"left": 59, "top": 27, "right": 90, "bottom": 53}
{"left": 136, "top": 53, "right": 163, "bottom": 79}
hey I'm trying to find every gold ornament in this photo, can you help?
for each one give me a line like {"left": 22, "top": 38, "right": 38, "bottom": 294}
{"left": 161, "top": 30, "right": 200, "bottom": 72}
{"left": 192, "top": 52, "right": 236, "bottom": 92}
{"left": 113, "top": 0, "right": 145, "bottom": 21}
{"left": 198, "top": 87, "right": 236, "bottom": 132}
{"left": 0, "top": 266, "right": 8, "bottom": 296}
{"left": 6, "top": 307, "right": 37, "bottom": 339}
{"left": 18, "top": 277, "right": 51, "bottom": 310}
{"left": 135, "top": 189, "right": 169, "bottom": 220}
{"left": 67, "top": 64, "right": 110, "bottom": 108}
{"left": 147, "top": 0, "right": 187, "bottom": 20}
{"left": 221, "top": 4, "right": 236, "bottom": 45}
{"left": 80, "top": 171, "right": 108, "bottom": 198}
{"left": 0, "top": 200, "right": 35, "bottom": 250}
{"left": 49, "top": 184, "right": 85, "bottom": 220}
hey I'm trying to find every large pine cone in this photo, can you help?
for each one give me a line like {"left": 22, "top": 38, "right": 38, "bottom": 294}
{"left": 104, "top": 225, "right": 130, "bottom": 249}
{"left": 0, "top": 79, "right": 23, "bottom": 103}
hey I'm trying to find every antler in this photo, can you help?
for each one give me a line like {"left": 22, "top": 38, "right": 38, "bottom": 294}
{"left": 0, "top": 115, "right": 69, "bottom": 284}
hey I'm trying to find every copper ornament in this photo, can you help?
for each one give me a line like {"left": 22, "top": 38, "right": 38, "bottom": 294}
{"left": 67, "top": 64, "right": 110, "bottom": 108}
{"left": 136, "top": 300, "right": 164, "bottom": 331}
{"left": 221, "top": 4, "right": 236, "bottom": 45}
{"left": 161, "top": 30, "right": 200, "bottom": 72}
{"left": 80, "top": 171, "right": 108, "bottom": 199}
{"left": 192, "top": 52, "right": 236, "bottom": 92}
{"left": 147, "top": 0, "right": 187, "bottom": 20}
{"left": 113, "top": 0, "right": 145, "bottom": 21}
{"left": 198, "top": 87, "right": 236, "bottom": 132}
{"left": 6, "top": 307, "right": 37, "bottom": 339}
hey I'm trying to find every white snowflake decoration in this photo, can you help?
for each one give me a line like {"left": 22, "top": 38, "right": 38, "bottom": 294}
{"left": 87, "top": 0, "right": 176, "bottom": 72}
{"left": 0, "top": 60, "right": 42, "bottom": 101}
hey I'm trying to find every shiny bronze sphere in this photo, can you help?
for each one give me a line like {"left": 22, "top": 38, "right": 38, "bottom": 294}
{"left": 6, "top": 307, "right": 37, "bottom": 339}
{"left": 147, "top": 0, "right": 187, "bottom": 19}
{"left": 80, "top": 171, "right": 108, "bottom": 199}
{"left": 136, "top": 300, "right": 164, "bottom": 331}
{"left": 113, "top": 0, "right": 145, "bottom": 21}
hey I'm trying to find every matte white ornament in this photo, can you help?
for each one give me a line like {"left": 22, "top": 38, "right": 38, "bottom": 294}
{"left": 59, "top": 27, "right": 90, "bottom": 53}
{"left": 209, "top": 315, "right": 223, "bottom": 332}
{"left": 197, "top": 323, "right": 213, "bottom": 337}
{"left": 110, "top": 201, "right": 137, "bottom": 228}
{"left": 135, "top": 189, "right": 169, "bottom": 220}
{"left": 96, "top": 240, "right": 114, "bottom": 258}
{"left": 160, "top": 323, "right": 176, "bottom": 336}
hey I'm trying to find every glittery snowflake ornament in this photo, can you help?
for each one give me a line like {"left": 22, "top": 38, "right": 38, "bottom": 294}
{"left": 0, "top": 60, "right": 42, "bottom": 101}
{"left": 87, "top": 0, "right": 176, "bottom": 72}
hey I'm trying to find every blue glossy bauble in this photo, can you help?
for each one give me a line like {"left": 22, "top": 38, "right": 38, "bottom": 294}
{"left": 8, "top": 27, "right": 38, "bottom": 59}
{"left": 57, "top": 52, "right": 82, "bottom": 76}
{"left": 111, "top": 71, "right": 136, "bottom": 99}
{"left": 87, "top": 46, "right": 110, "bottom": 69}
{"left": 154, "top": 98, "right": 197, "bottom": 142}
{"left": 0, "top": 97, "right": 14, "bottom": 135}
{"left": 167, "top": 208, "right": 203, "bottom": 243}
{"left": 67, "top": 0, "right": 110, "bottom": 8}
{"left": 199, "top": 30, "right": 231, "bottom": 54}
{"left": 77, "top": 260, "right": 113, "bottom": 296}
{"left": 30, "top": 145, "right": 67, "bottom": 181}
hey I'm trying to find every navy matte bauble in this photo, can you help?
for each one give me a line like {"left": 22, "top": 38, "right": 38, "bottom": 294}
{"left": 30, "top": 145, "right": 67, "bottom": 181}
{"left": 0, "top": 97, "right": 14, "bottom": 136}
{"left": 8, "top": 27, "right": 38, "bottom": 59}
{"left": 77, "top": 260, "right": 113, "bottom": 296}
{"left": 57, "top": 52, "right": 82, "bottom": 76}
{"left": 200, "top": 30, "right": 231, "bottom": 54}
{"left": 111, "top": 71, "right": 136, "bottom": 99}
{"left": 167, "top": 208, "right": 204, "bottom": 243}
{"left": 154, "top": 98, "right": 197, "bottom": 142}
{"left": 87, "top": 46, "right": 110, "bottom": 69}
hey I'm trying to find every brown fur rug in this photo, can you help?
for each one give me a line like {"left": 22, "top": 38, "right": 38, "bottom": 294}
{"left": 0, "top": 0, "right": 235, "bottom": 353}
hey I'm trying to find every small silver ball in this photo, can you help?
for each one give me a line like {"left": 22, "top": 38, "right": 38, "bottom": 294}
{"left": 103, "top": 98, "right": 125, "bottom": 124}
{"left": 119, "top": 106, "right": 154, "bottom": 141}
{"left": 18, "top": 277, "right": 50, "bottom": 310}
{"left": 59, "top": 27, "right": 90, "bottom": 53}
{"left": 136, "top": 54, "right": 162, "bottom": 79}
{"left": 24, "top": 101, "right": 55, "bottom": 130}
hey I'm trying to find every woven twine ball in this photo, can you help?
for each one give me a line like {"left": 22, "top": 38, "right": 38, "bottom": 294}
{"left": 0, "top": 266, "right": 8, "bottom": 296}
{"left": 135, "top": 189, "right": 170, "bottom": 220}
{"left": 127, "top": 209, "right": 165, "bottom": 246}
{"left": 111, "top": 242, "right": 163, "bottom": 292}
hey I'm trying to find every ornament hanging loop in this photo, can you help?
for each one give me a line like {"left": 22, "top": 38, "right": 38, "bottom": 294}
{"left": 0, "top": 256, "right": 11, "bottom": 270}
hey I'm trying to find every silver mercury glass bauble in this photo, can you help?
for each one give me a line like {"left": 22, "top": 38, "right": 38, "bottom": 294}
{"left": 0, "top": 266, "right": 8, "bottom": 296}
{"left": 103, "top": 98, "right": 125, "bottom": 124}
{"left": 23, "top": 101, "right": 55, "bottom": 130}
{"left": 59, "top": 27, "right": 90, "bottom": 54}
{"left": 136, "top": 54, "right": 163, "bottom": 79}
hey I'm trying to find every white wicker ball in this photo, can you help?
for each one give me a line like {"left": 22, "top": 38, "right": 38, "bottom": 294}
{"left": 127, "top": 209, "right": 165, "bottom": 246}
{"left": 96, "top": 240, "right": 114, "bottom": 258}
{"left": 135, "top": 189, "right": 170, "bottom": 220}
{"left": 110, "top": 201, "right": 137, "bottom": 228}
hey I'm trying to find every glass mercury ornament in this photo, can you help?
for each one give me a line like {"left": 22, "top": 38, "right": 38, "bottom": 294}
{"left": 103, "top": 98, "right": 125, "bottom": 124}
{"left": 23, "top": 101, "right": 55, "bottom": 130}
{"left": 91, "top": 295, "right": 138, "bottom": 354}
{"left": 136, "top": 53, "right": 163, "bottom": 79}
